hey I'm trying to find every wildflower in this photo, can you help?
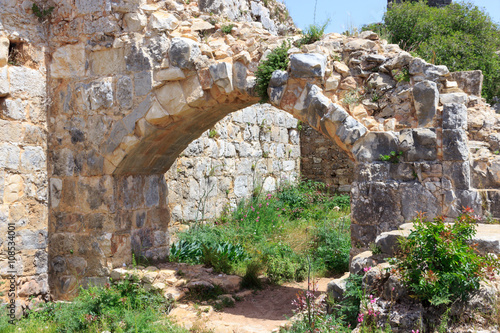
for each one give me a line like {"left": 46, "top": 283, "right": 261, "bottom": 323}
{"left": 357, "top": 313, "right": 364, "bottom": 323}
{"left": 363, "top": 266, "right": 372, "bottom": 272}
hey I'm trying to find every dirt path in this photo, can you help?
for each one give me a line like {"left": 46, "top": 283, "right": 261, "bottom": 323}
{"left": 203, "top": 278, "right": 331, "bottom": 333}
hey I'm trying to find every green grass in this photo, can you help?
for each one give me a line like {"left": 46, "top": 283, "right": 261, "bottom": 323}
{"left": 0, "top": 279, "right": 187, "bottom": 333}
{"left": 169, "top": 179, "right": 351, "bottom": 282}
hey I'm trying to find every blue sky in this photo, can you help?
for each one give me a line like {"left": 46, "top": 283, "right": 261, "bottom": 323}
{"left": 283, "top": 0, "right": 500, "bottom": 34}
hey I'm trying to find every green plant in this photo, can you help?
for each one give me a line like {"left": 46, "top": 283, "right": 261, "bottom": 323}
{"left": 494, "top": 150, "right": 499, "bottom": 155}
{"left": 379, "top": 151, "right": 403, "bottom": 163}
{"left": 241, "top": 260, "right": 263, "bottom": 289}
{"left": 335, "top": 273, "right": 363, "bottom": 328}
{"left": 296, "top": 19, "right": 330, "bottom": 46}
{"left": 369, "top": 242, "right": 382, "bottom": 255}
{"left": 342, "top": 88, "right": 363, "bottom": 106}
{"left": 255, "top": 41, "right": 291, "bottom": 102}
{"left": 396, "top": 209, "right": 500, "bottom": 306}
{"left": 378, "top": 1, "right": 500, "bottom": 102}
{"left": 392, "top": 67, "right": 410, "bottom": 82}
{"left": 208, "top": 129, "right": 218, "bottom": 138}
{"left": 221, "top": 23, "right": 234, "bottom": 34}
{"left": 297, "top": 120, "right": 303, "bottom": 131}
{"left": 32, "top": 2, "right": 54, "bottom": 21}
{"left": 262, "top": 151, "right": 270, "bottom": 158}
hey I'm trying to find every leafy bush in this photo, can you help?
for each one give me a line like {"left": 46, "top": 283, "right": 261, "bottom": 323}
{"left": 0, "top": 280, "right": 185, "bottom": 333}
{"left": 255, "top": 41, "right": 290, "bottom": 102}
{"left": 221, "top": 23, "right": 234, "bottom": 34}
{"left": 379, "top": 1, "right": 500, "bottom": 102}
{"left": 296, "top": 20, "right": 330, "bottom": 46}
{"left": 396, "top": 209, "right": 500, "bottom": 306}
{"left": 241, "top": 260, "right": 263, "bottom": 289}
{"left": 335, "top": 273, "right": 363, "bottom": 328}
{"left": 264, "top": 244, "right": 307, "bottom": 284}
{"left": 313, "top": 220, "right": 351, "bottom": 274}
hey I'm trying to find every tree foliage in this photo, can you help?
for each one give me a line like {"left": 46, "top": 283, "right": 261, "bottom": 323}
{"left": 365, "top": 1, "right": 500, "bottom": 102}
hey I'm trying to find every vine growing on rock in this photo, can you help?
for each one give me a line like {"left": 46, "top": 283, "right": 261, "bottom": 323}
{"left": 255, "top": 41, "right": 291, "bottom": 102}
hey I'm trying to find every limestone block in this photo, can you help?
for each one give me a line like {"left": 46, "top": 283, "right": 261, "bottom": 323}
{"left": 112, "top": 0, "right": 146, "bottom": 12}
{"left": 413, "top": 80, "right": 438, "bottom": 126}
{"left": 345, "top": 39, "right": 376, "bottom": 51}
{"left": 350, "top": 251, "right": 377, "bottom": 275}
{"left": 289, "top": 53, "right": 326, "bottom": 78}
{"left": 384, "top": 51, "right": 412, "bottom": 70}
{"left": 233, "top": 61, "right": 248, "bottom": 93}
{"left": 155, "top": 67, "right": 185, "bottom": 81}
{"left": 134, "top": 71, "right": 152, "bottom": 97}
{"left": 375, "top": 230, "right": 407, "bottom": 256}
{"left": 367, "top": 73, "right": 396, "bottom": 91}
{"left": 352, "top": 132, "right": 399, "bottom": 162}
{"left": 333, "top": 61, "right": 349, "bottom": 76}
{"left": 335, "top": 116, "right": 367, "bottom": 146}
{"left": 0, "top": 143, "right": 20, "bottom": 169}
{"left": 155, "top": 81, "right": 188, "bottom": 116}
{"left": 89, "top": 78, "right": 113, "bottom": 110}
{"left": 400, "top": 182, "right": 439, "bottom": 221}
{"left": 21, "top": 146, "right": 46, "bottom": 172}
{"left": 325, "top": 74, "right": 341, "bottom": 91}
{"left": 456, "top": 189, "right": 483, "bottom": 215}
{"left": 123, "top": 12, "right": 147, "bottom": 31}
{"left": 3, "top": 174, "right": 23, "bottom": 203}
{"left": 399, "top": 128, "right": 437, "bottom": 162}
{"left": 0, "top": 37, "right": 8, "bottom": 67}
{"left": 327, "top": 272, "right": 350, "bottom": 302}
{"left": 442, "top": 103, "right": 467, "bottom": 130}
{"left": 442, "top": 129, "right": 468, "bottom": 161}
{"left": 116, "top": 76, "right": 133, "bottom": 109}
{"left": 234, "top": 176, "right": 248, "bottom": 197}
{"left": 51, "top": 43, "right": 85, "bottom": 79}
{"left": 440, "top": 93, "right": 468, "bottom": 106}
{"left": 450, "top": 70, "right": 483, "bottom": 97}
{"left": 90, "top": 47, "right": 126, "bottom": 76}
{"left": 209, "top": 62, "right": 233, "bottom": 94}
{"left": 169, "top": 38, "right": 201, "bottom": 70}
{"left": 0, "top": 67, "right": 8, "bottom": 96}
{"left": 191, "top": 19, "right": 214, "bottom": 31}
{"left": 126, "top": 45, "right": 151, "bottom": 72}
{"left": 180, "top": 75, "right": 205, "bottom": 107}
{"left": 20, "top": 229, "right": 47, "bottom": 250}
{"left": 488, "top": 191, "right": 500, "bottom": 218}
{"left": 149, "top": 11, "right": 179, "bottom": 31}
{"left": 2, "top": 98, "right": 25, "bottom": 120}
{"left": 443, "top": 161, "right": 471, "bottom": 190}
{"left": 145, "top": 100, "right": 172, "bottom": 127}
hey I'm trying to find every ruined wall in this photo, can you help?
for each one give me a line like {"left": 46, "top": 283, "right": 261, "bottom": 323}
{"left": 165, "top": 103, "right": 300, "bottom": 228}
{"left": 300, "top": 124, "right": 354, "bottom": 192}
{"left": 0, "top": 2, "right": 49, "bottom": 309}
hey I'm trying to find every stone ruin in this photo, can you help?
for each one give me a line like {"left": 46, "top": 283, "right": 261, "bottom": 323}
{"left": 0, "top": 0, "right": 499, "bottom": 306}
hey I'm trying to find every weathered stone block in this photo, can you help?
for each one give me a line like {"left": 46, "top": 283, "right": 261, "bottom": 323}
{"left": 0, "top": 143, "right": 20, "bottom": 169}
{"left": 352, "top": 132, "right": 399, "bottom": 162}
{"left": 51, "top": 43, "right": 86, "bottom": 79}
{"left": 440, "top": 93, "right": 467, "bottom": 105}
{"left": 354, "top": 163, "right": 390, "bottom": 182}
{"left": 155, "top": 81, "right": 188, "bottom": 116}
{"left": 21, "top": 146, "right": 46, "bottom": 172}
{"left": 116, "top": 76, "right": 133, "bottom": 109}
{"left": 442, "top": 103, "right": 467, "bottom": 130}
{"left": 0, "top": 67, "right": 8, "bottom": 97}
{"left": 450, "top": 70, "right": 483, "bottom": 97}
{"left": 442, "top": 129, "right": 468, "bottom": 161}
{"left": 134, "top": 71, "right": 152, "bottom": 97}
{"left": 9, "top": 66, "right": 46, "bottom": 98}
{"left": 124, "top": 12, "right": 147, "bottom": 31}
{"left": 400, "top": 182, "right": 440, "bottom": 221}
{"left": 289, "top": 53, "right": 326, "bottom": 78}
{"left": 0, "top": 37, "right": 8, "bottom": 67}
{"left": 209, "top": 62, "right": 233, "bottom": 94}
{"left": 399, "top": 128, "right": 437, "bottom": 162}
{"left": 488, "top": 191, "right": 500, "bottom": 218}
{"left": 367, "top": 73, "right": 396, "bottom": 91}
{"left": 155, "top": 67, "right": 185, "bottom": 81}
{"left": 169, "top": 38, "right": 201, "bottom": 70}
{"left": 456, "top": 189, "right": 483, "bottom": 215}
{"left": 443, "top": 161, "right": 470, "bottom": 190}
{"left": 126, "top": 45, "right": 151, "bottom": 72}
{"left": 90, "top": 47, "right": 126, "bottom": 76}
{"left": 413, "top": 80, "right": 438, "bottom": 126}
{"left": 149, "top": 11, "right": 179, "bottom": 31}
{"left": 336, "top": 116, "right": 367, "bottom": 146}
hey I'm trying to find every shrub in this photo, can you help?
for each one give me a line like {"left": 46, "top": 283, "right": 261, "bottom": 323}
{"left": 296, "top": 20, "right": 330, "bottom": 46}
{"left": 255, "top": 41, "right": 290, "bottom": 102}
{"left": 241, "top": 260, "right": 263, "bottom": 289}
{"left": 335, "top": 273, "right": 363, "bottom": 328}
{"left": 264, "top": 244, "right": 307, "bottom": 283}
{"left": 396, "top": 208, "right": 500, "bottom": 306}
{"left": 313, "top": 221, "right": 351, "bottom": 274}
{"left": 221, "top": 23, "right": 234, "bottom": 34}
{"left": 380, "top": 1, "right": 500, "bottom": 102}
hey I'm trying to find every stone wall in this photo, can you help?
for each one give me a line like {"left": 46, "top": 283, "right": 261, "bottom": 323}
{"left": 0, "top": 1, "right": 50, "bottom": 308}
{"left": 300, "top": 124, "right": 354, "bottom": 192}
{"left": 165, "top": 103, "right": 300, "bottom": 228}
